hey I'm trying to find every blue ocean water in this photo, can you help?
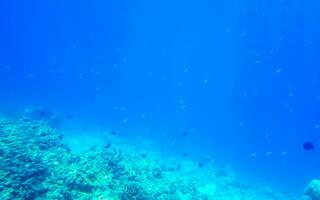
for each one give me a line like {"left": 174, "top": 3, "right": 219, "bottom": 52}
{"left": 0, "top": 0, "right": 319, "bottom": 195}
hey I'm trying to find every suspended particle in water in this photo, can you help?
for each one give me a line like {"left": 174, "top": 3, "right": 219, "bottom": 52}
{"left": 180, "top": 105, "right": 187, "bottom": 110}
{"left": 177, "top": 83, "right": 183, "bottom": 87}
{"left": 77, "top": 73, "right": 84, "bottom": 79}
{"left": 252, "top": 89, "right": 258, "bottom": 96}
{"left": 307, "top": 41, "right": 314, "bottom": 45}
{"left": 274, "top": 68, "right": 283, "bottom": 74}
{"left": 249, "top": 153, "right": 257, "bottom": 157}
{"left": 183, "top": 68, "right": 190, "bottom": 73}
{"left": 122, "top": 57, "right": 128, "bottom": 62}
{"left": 27, "top": 74, "right": 35, "bottom": 78}
{"left": 280, "top": 151, "right": 287, "bottom": 156}
{"left": 90, "top": 68, "right": 97, "bottom": 73}
{"left": 4, "top": 65, "right": 12, "bottom": 69}
{"left": 265, "top": 152, "right": 272, "bottom": 156}
{"left": 253, "top": 60, "right": 260, "bottom": 65}
{"left": 48, "top": 56, "right": 56, "bottom": 60}
{"left": 119, "top": 107, "right": 127, "bottom": 111}
{"left": 242, "top": 93, "right": 248, "bottom": 98}
{"left": 95, "top": 87, "right": 102, "bottom": 92}
{"left": 202, "top": 79, "right": 208, "bottom": 84}
{"left": 240, "top": 32, "right": 247, "bottom": 37}
{"left": 122, "top": 118, "right": 129, "bottom": 123}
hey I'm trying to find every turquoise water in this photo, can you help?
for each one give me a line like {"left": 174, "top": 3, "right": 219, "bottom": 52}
{"left": 1, "top": 0, "right": 320, "bottom": 199}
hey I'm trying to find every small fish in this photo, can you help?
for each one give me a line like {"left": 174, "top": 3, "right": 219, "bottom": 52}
{"left": 39, "top": 111, "right": 46, "bottom": 116}
{"left": 183, "top": 153, "right": 189, "bottom": 157}
{"left": 198, "top": 162, "right": 203, "bottom": 168}
{"left": 183, "top": 132, "right": 188, "bottom": 136}
{"left": 105, "top": 143, "right": 111, "bottom": 149}
{"left": 303, "top": 142, "right": 315, "bottom": 151}
{"left": 66, "top": 114, "right": 73, "bottom": 119}
{"left": 110, "top": 131, "right": 116, "bottom": 135}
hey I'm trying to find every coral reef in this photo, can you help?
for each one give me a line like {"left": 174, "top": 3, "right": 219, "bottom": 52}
{"left": 0, "top": 116, "right": 299, "bottom": 200}
{"left": 305, "top": 180, "right": 320, "bottom": 200}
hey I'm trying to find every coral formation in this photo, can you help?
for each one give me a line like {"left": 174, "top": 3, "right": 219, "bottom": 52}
{"left": 0, "top": 116, "right": 299, "bottom": 200}
{"left": 305, "top": 180, "right": 320, "bottom": 200}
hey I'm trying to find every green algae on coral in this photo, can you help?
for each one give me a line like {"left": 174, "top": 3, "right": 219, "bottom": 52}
{"left": 0, "top": 116, "right": 300, "bottom": 200}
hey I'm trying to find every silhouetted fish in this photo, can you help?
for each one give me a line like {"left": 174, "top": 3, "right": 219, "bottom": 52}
{"left": 303, "top": 142, "right": 315, "bottom": 151}
{"left": 66, "top": 114, "right": 73, "bottom": 119}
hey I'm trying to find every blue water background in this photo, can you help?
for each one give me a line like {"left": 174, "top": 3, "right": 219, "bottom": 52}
{"left": 1, "top": 0, "right": 320, "bottom": 193}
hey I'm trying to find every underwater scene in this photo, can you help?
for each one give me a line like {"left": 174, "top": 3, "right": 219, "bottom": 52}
{"left": 1, "top": 0, "right": 320, "bottom": 199}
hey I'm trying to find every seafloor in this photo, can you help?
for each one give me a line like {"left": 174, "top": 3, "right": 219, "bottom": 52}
{"left": 0, "top": 115, "right": 317, "bottom": 200}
